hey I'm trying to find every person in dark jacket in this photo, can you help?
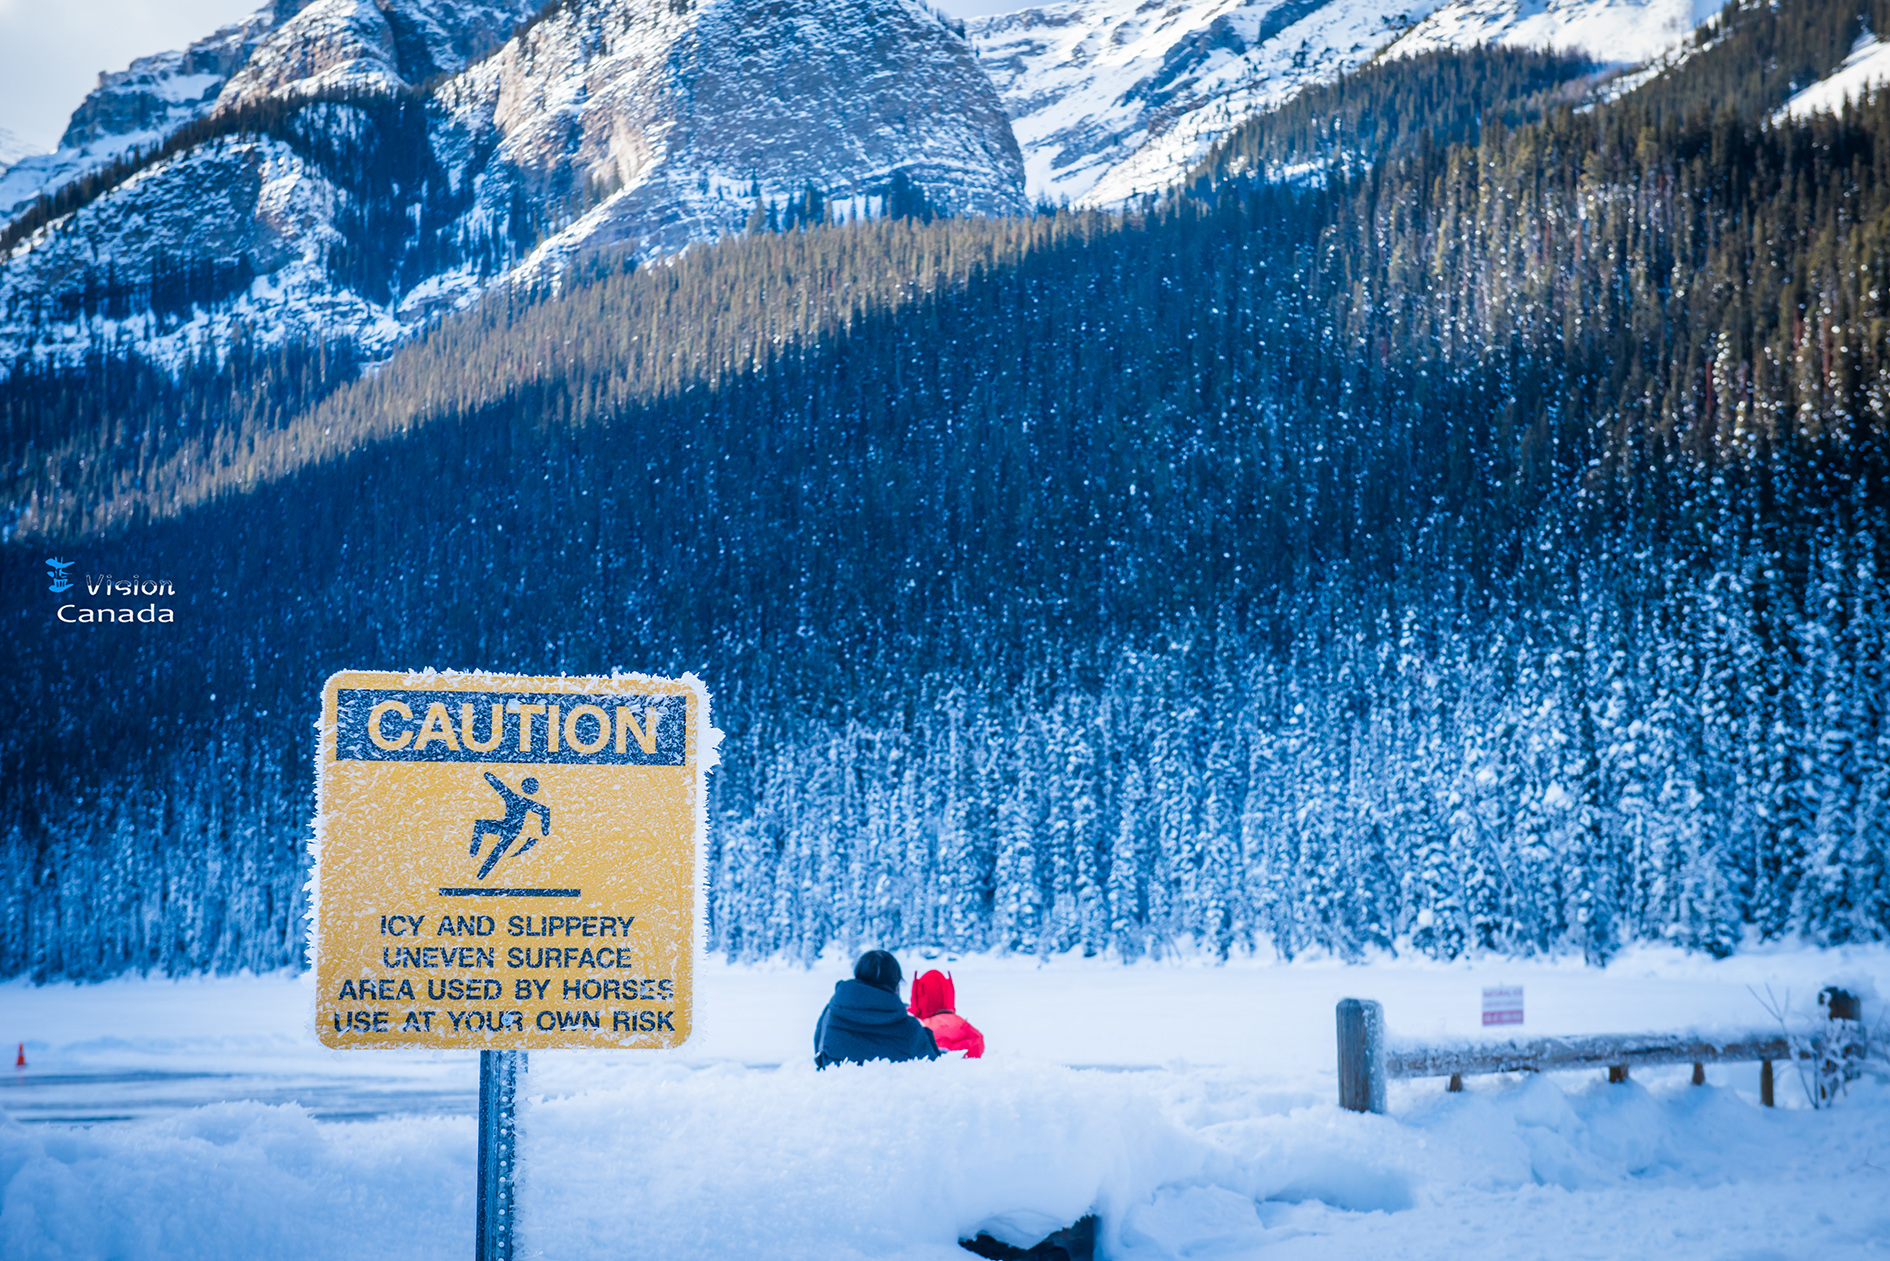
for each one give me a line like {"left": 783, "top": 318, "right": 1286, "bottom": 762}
{"left": 814, "top": 950, "right": 941, "bottom": 1068}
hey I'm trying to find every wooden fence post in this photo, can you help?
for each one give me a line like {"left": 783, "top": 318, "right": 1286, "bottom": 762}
{"left": 1337, "top": 998, "right": 1386, "bottom": 1114}
{"left": 1821, "top": 988, "right": 1860, "bottom": 1022}
{"left": 1760, "top": 1058, "right": 1774, "bottom": 1107}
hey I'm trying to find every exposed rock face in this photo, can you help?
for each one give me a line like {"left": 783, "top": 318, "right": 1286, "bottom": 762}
{"left": 439, "top": 0, "right": 1027, "bottom": 270}
{"left": 216, "top": 0, "right": 546, "bottom": 107}
{"left": 58, "top": 10, "right": 279, "bottom": 150}
{"left": 0, "top": 0, "right": 1025, "bottom": 369}
{"left": 215, "top": 0, "right": 413, "bottom": 106}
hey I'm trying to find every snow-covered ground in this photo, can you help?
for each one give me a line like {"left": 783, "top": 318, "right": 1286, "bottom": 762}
{"left": 3, "top": 944, "right": 1887, "bottom": 1259}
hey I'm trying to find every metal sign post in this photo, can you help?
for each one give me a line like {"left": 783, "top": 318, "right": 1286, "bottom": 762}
{"left": 477, "top": 1050, "right": 524, "bottom": 1261}
{"left": 312, "top": 670, "right": 715, "bottom": 1261}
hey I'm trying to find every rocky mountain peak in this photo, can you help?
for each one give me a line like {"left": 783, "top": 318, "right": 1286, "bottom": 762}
{"left": 444, "top": 0, "right": 1027, "bottom": 269}
{"left": 216, "top": 0, "right": 547, "bottom": 108}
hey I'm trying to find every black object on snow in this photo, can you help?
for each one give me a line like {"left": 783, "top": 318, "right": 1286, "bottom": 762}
{"left": 959, "top": 1214, "right": 1098, "bottom": 1261}
{"left": 813, "top": 978, "right": 940, "bottom": 1068}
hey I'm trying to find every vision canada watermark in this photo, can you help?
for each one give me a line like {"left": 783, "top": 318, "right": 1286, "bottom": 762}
{"left": 46, "top": 560, "right": 179, "bottom": 624}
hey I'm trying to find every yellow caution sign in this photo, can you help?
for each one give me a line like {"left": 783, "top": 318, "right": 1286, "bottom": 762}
{"left": 313, "top": 670, "right": 715, "bottom": 1049}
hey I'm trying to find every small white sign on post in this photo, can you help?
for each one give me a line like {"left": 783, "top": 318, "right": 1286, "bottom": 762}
{"left": 1482, "top": 986, "right": 1524, "bottom": 1027}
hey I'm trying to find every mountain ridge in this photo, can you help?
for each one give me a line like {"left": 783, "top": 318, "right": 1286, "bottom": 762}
{"left": 0, "top": 0, "right": 1025, "bottom": 372}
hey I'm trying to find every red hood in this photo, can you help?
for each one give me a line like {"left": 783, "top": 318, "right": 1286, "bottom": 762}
{"left": 908, "top": 969, "right": 955, "bottom": 1019}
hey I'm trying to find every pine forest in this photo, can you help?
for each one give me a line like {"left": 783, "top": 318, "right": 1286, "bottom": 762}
{"left": 6, "top": 0, "right": 1890, "bottom": 978}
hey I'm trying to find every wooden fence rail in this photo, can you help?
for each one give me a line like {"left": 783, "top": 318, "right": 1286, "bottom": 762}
{"left": 1386, "top": 1033, "right": 1793, "bottom": 1079}
{"left": 1334, "top": 991, "right": 1866, "bottom": 1114}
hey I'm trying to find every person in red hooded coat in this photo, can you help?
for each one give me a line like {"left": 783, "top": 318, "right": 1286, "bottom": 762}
{"left": 907, "top": 969, "right": 984, "bottom": 1058}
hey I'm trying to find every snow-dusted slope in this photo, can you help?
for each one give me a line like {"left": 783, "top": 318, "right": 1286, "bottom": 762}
{"left": 214, "top": 0, "right": 419, "bottom": 106}
{"left": 0, "top": 127, "right": 405, "bottom": 367}
{"left": 1385, "top": 0, "right": 1723, "bottom": 68}
{"left": 217, "top": 0, "right": 545, "bottom": 107}
{"left": 972, "top": 0, "right": 1436, "bottom": 206}
{"left": 974, "top": 0, "right": 1719, "bottom": 208}
{"left": 1779, "top": 31, "right": 1890, "bottom": 119}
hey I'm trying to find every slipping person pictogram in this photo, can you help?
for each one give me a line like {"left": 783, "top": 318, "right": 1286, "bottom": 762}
{"left": 470, "top": 772, "right": 551, "bottom": 879}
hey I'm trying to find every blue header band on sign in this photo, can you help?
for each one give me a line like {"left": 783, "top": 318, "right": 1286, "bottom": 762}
{"left": 334, "top": 690, "right": 685, "bottom": 764}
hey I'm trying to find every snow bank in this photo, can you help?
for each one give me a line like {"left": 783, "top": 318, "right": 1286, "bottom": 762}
{"left": 521, "top": 1059, "right": 1207, "bottom": 1260}
{"left": 0, "top": 1104, "right": 471, "bottom": 1260}
{"left": 4, "top": 946, "right": 1889, "bottom": 1258}
{"left": 7, "top": 1060, "right": 1886, "bottom": 1259}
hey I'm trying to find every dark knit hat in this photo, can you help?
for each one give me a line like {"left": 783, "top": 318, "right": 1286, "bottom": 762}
{"left": 853, "top": 949, "right": 902, "bottom": 992}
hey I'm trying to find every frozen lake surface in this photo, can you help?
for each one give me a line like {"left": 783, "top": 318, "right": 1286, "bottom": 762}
{"left": 3, "top": 944, "right": 1887, "bottom": 1258}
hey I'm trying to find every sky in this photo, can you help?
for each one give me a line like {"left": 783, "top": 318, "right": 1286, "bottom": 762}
{"left": 0, "top": 0, "right": 1040, "bottom": 157}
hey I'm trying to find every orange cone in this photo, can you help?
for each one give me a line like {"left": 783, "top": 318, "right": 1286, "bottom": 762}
{"left": 13, "top": 1042, "right": 22, "bottom": 1068}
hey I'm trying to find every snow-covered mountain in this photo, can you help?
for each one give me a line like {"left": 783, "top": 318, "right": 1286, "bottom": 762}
{"left": 971, "top": 0, "right": 1719, "bottom": 207}
{"left": 0, "top": 0, "right": 1024, "bottom": 368}
{"left": 0, "top": 8, "right": 276, "bottom": 221}
{"left": 0, "top": 1, "right": 547, "bottom": 224}
{"left": 0, "top": 0, "right": 1718, "bottom": 367}
{"left": 972, "top": 0, "right": 1423, "bottom": 206}
{"left": 1389, "top": 0, "right": 1719, "bottom": 66}
{"left": 434, "top": 0, "right": 1025, "bottom": 275}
